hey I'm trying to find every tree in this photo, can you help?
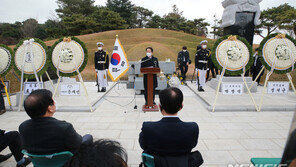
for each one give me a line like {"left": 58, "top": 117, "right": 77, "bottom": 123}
{"left": 21, "top": 18, "right": 39, "bottom": 38}
{"left": 56, "top": 0, "right": 96, "bottom": 17}
{"left": 44, "top": 19, "right": 67, "bottom": 38}
{"left": 106, "top": 0, "right": 134, "bottom": 27}
{"left": 62, "top": 14, "right": 96, "bottom": 35}
{"left": 131, "top": 6, "right": 153, "bottom": 28}
{"left": 147, "top": 15, "right": 163, "bottom": 28}
{"left": 162, "top": 5, "right": 186, "bottom": 31}
{"left": 256, "top": 3, "right": 296, "bottom": 38}
{"left": 211, "top": 15, "right": 223, "bottom": 39}
{"left": 91, "top": 7, "right": 127, "bottom": 32}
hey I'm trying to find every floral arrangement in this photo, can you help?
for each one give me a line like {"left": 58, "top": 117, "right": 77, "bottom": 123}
{"left": 50, "top": 36, "right": 88, "bottom": 77}
{"left": 212, "top": 35, "right": 253, "bottom": 76}
{"left": 0, "top": 44, "right": 13, "bottom": 77}
{"left": 259, "top": 33, "right": 296, "bottom": 74}
{"left": 13, "top": 38, "right": 49, "bottom": 79}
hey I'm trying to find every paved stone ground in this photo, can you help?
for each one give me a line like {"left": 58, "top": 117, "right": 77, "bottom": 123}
{"left": 0, "top": 82, "right": 294, "bottom": 167}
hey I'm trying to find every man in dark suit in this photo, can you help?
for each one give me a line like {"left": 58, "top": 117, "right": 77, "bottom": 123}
{"left": 0, "top": 82, "right": 6, "bottom": 115}
{"left": 251, "top": 48, "right": 264, "bottom": 86}
{"left": 177, "top": 46, "right": 191, "bottom": 82}
{"left": 19, "top": 89, "right": 92, "bottom": 155}
{"left": 0, "top": 129, "right": 31, "bottom": 166}
{"left": 139, "top": 87, "right": 199, "bottom": 156}
{"left": 141, "top": 47, "right": 159, "bottom": 105}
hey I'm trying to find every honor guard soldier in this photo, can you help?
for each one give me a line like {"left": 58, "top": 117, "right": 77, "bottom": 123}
{"left": 195, "top": 40, "right": 210, "bottom": 92}
{"left": 177, "top": 46, "right": 191, "bottom": 83}
{"left": 94, "top": 42, "right": 109, "bottom": 92}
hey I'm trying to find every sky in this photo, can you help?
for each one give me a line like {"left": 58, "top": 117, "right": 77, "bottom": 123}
{"left": 0, "top": 0, "right": 296, "bottom": 44}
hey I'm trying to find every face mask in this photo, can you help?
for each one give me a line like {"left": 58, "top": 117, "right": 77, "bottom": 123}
{"left": 183, "top": 50, "right": 186, "bottom": 52}
{"left": 54, "top": 100, "right": 58, "bottom": 111}
{"left": 98, "top": 47, "right": 102, "bottom": 50}
{"left": 146, "top": 52, "right": 152, "bottom": 57}
{"left": 202, "top": 45, "right": 207, "bottom": 49}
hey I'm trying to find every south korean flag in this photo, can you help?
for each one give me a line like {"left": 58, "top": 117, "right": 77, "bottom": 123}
{"left": 108, "top": 37, "right": 129, "bottom": 81}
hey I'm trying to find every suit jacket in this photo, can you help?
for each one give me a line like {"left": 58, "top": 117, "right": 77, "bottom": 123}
{"left": 195, "top": 49, "right": 210, "bottom": 70}
{"left": 178, "top": 51, "right": 190, "bottom": 65}
{"left": 139, "top": 117, "right": 199, "bottom": 156}
{"left": 19, "top": 117, "right": 82, "bottom": 155}
{"left": 0, "top": 129, "right": 4, "bottom": 137}
{"left": 141, "top": 56, "right": 159, "bottom": 88}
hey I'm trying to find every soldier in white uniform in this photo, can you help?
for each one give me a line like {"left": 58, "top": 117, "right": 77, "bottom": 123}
{"left": 94, "top": 42, "right": 109, "bottom": 92}
{"left": 195, "top": 40, "right": 210, "bottom": 92}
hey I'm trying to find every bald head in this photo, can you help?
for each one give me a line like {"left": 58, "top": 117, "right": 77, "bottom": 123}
{"left": 24, "top": 89, "right": 53, "bottom": 119}
{"left": 159, "top": 87, "right": 183, "bottom": 114}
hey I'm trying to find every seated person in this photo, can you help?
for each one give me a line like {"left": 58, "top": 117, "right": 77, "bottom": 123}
{"left": 19, "top": 89, "right": 92, "bottom": 155}
{"left": 139, "top": 87, "right": 199, "bottom": 156}
{"left": 0, "top": 129, "right": 31, "bottom": 167}
{"left": 66, "top": 139, "right": 128, "bottom": 167}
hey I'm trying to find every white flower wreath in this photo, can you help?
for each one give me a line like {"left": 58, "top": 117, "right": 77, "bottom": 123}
{"left": 0, "top": 47, "right": 11, "bottom": 75}
{"left": 216, "top": 39, "right": 250, "bottom": 71}
{"left": 52, "top": 40, "right": 85, "bottom": 73}
{"left": 14, "top": 41, "right": 46, "bottom": 74}
{"left": 262, "top": 36, "right": 296, "bottom": 70}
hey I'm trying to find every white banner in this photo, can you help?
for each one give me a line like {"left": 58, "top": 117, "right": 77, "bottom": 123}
{"left": 267, "top": 82, "right": 289, "bottom": 94}
{"left": 60, "top": 84, "right": 80, "bottom": 96}
{"left": 24, "top": 82, "right": 43, "bottom": 95}
{"left": 222, "top": 83, "right": 243, "bottom": 95}
{"left": 108, "top": 38, "right": 129, "bottom": 81}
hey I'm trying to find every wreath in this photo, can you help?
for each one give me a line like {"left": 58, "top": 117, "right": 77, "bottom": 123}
{"left": 13, "top": 38, "right": 49, "bottom": 79}
{"left": 50, "top": 36, "right": 88, "bottom": 77}
{"left": 258, "top": 33, "right": 296, "bottom": 74}
{"left": 0, "top": 44, "right": 13, "bottom": 77}
{"left": 212, "top": 35, "right": 253, "bottom": 76}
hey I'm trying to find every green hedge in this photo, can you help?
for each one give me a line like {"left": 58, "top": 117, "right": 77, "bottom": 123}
{"left": 49, "top": 36, "right": 88, "bottom": 77}
{"left": 13, "top": 38, "right": 49, "bottom": 79}
{"left": 258, "top": 33, "right": 296, "bottom": 74}
{"left": 211, "top": 35, "right": 253, "bottom": 76}
{"left": 0, "top": 44, "right": 13, "bottom": 77}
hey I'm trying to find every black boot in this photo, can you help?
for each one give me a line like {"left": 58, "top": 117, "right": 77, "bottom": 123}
{"left": 199, "top": 87, "right": 205, "bottom": 92}
{"left": 97, "top": 86, "right": 100, "bottom": 92}
{"left": 101, "top": 87, "right": 106, "bottom": 92}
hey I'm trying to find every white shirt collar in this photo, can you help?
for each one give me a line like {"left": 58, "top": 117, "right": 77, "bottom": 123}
{"left": 163, "top": 115, "right": 179, "bottom": 118}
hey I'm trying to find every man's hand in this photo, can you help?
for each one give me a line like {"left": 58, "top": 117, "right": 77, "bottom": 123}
{"left": 95, "top": 69, "right": 98, "bottom": 72}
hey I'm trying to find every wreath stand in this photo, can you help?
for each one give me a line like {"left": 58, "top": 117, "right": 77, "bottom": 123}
{"left": 212, "top": 38, "right": 259, "bottom": 112}
{"left": 18, "top": 39, "right": 42, "bottom": 112}
{"left": 52, "top": 38, "right": 93, "bottom": 112}
{"left": 258, "top": 41, "right": 296, "bottom": 112}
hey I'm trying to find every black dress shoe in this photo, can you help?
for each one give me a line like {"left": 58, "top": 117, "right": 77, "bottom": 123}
{"left": 16, "top": 157, "right": 31, "bottom": 167}
{"left": 0, "top": 153, "right": 12, "bottom": 163}
{"left": 101, "top": 87, "right": 106, "bottom": 92}
{"left": 0, "top": 110, "right": 6, "bottom": 115}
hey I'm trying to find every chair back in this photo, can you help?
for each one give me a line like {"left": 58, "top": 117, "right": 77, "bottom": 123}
{"left": 22, "top": 150, "right": 73, "bottom": 167}
{"left": 142, "top": 153, "right": 155, "bottom": 167}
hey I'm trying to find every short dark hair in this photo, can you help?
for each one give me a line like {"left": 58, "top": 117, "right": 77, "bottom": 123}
{"left": 67, "top": 139, "right": 128, "bottom": 167}
{"left": 182, "top": 46, "right": 187, "bottom": 50}
{"left": 24, "top": 89, "right": 54, "bottom": 119}
{"left": 255, "top": 48, "right": 259, "bottom": 51}
{"left": 159, "top": 87, "right": 183, "bottom": 114}
{"left": 146, "top": 47, "right": 153, "bottom": 52}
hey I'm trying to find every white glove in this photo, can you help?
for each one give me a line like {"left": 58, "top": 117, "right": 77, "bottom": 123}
{"left": 106, "top": 69, "right": 108, "bottom": 72}
{"left": 95, "top": 69, "right": 98, "bottom": 72}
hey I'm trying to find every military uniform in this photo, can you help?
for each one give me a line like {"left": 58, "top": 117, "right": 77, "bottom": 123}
{"left": 94, "top": 50, "right": 109, "bottom": 92}
{"left": 0, "top": 83, "right": 5, "bottom": 113}
{"left": 177, "top": 50, "right": 190, "bottom": 81}
{"left": 195, "top": 48, "right": 210, "bottom": 91}
{"left": 141, "top": 56, "right": 159, "bottom": 105}
{"left": 251, "top": 51, "right": 264, "bottom": 85}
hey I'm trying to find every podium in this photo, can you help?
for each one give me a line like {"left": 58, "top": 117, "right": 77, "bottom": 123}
{"left": 140, "top": 67, "right": 160, "bottom": 112}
